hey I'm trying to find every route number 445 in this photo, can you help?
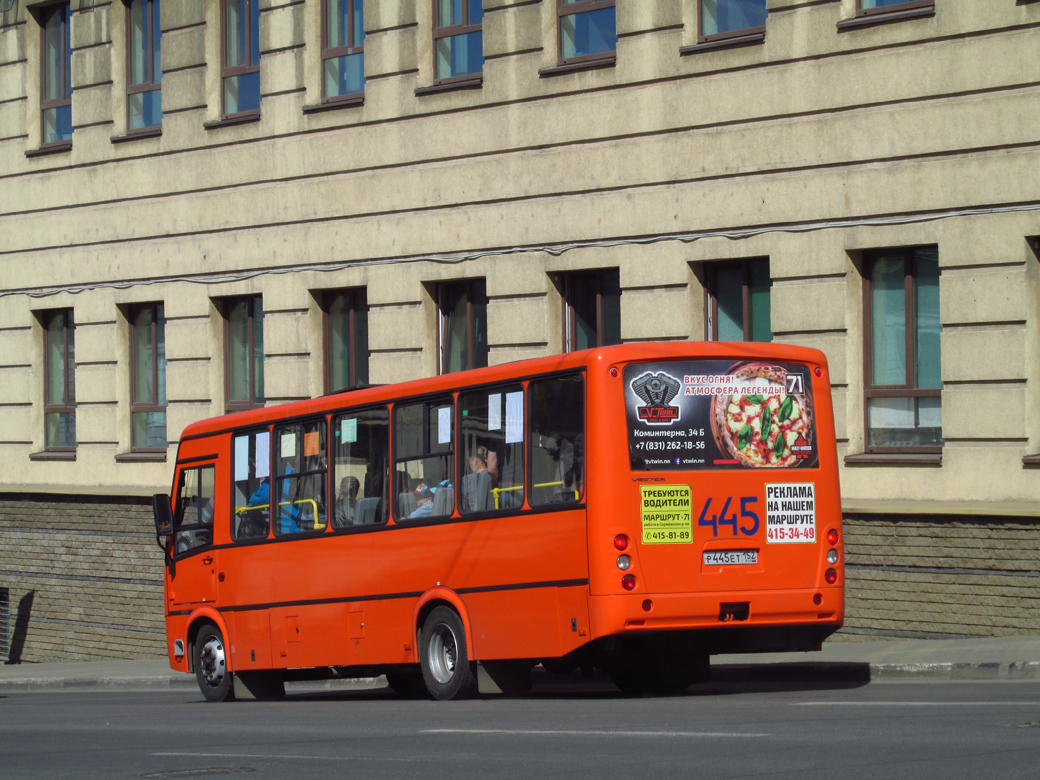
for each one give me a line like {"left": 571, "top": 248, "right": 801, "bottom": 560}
{"left": 698, "top": 496, "right": 760, "bottom": 537}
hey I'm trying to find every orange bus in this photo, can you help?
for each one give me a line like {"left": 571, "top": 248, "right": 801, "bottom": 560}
{"left": 153, "top": 341, "right": 844, "bottom": 701}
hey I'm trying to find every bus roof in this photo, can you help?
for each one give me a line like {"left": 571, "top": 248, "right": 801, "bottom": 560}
{"left": 180, "top": 340, "right": 828, "bottom": 441}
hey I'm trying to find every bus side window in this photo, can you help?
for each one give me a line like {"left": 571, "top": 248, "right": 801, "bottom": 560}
{"left": 232, "top": 429, "right": 271, "bottom": 541}
{"left": 529, "top": 374, "right": 585, "bottom": 507}
{"left": 332, "top": 407, "right": 390, "bottom": 528}
{"left": 273, "top": 420, "right": 328, "bottom": 536}
{"left": 459, "top": 385, "right": 525, "bottom": 513}
{"left": 174, "top": 465, "right": 215, "bottom": 554}
{"left": 394, "top": 398, "right": 455, "bottom": 521}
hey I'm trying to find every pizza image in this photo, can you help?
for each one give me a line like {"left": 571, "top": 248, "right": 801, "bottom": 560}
{"left": 710, "top": 363, "right": 813, "bottom": 468}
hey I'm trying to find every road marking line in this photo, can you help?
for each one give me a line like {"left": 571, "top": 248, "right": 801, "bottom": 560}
{"left": 792, "top": 702, "right": 1040, "bottom": 707}
{"left": 421, "top": 729, "right": 768, "bottom": 738}
{"left": 153, "top": 752, "right": 421, "bottom": 763}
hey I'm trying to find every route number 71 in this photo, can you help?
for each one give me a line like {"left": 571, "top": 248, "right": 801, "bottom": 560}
{"left": 698, "top": 496, "right": 760, "bottom": 537}
{"left": 786, "top": 374, "right": 804, "bottom": 394}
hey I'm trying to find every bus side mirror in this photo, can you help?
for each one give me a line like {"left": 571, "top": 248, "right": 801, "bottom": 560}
{"left": 152, "top": 493, "right": 173, "bottom": 538}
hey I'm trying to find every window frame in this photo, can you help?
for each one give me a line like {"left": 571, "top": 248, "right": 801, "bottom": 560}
{"left": 172, "top": 464, "right": 217, "bottom": 557}
{"left": 221, "top": 0, "right": 261, "bottom": 119}
{"left": 438, "top": 279, "right": 488, "bottom": 375}
{"left": 392, "top": 395, "right": 456, "bottom": 523}
{"left": 39, "top": 2, "right": 72, "bottom": 149}
{"left": 856, "top": 0, "right": 934, "bottom": 17}
{"left": 125, "top": 0, "right": 162, "bottom": 133}
{"left": 861, "top": 246, "right": 942, "bottom": 455}
{"left": 432, "top": 0, "right": 484, "bottom": 86}
{"left": 321, "top": 0, "right": 365, "bottom": 104}
{"left": 129, "top": 302, "right": 167, "bottom": 453}
{"left": 561, "top": 269, "right": 621, "bottom": 353}
{"left": 705, "top": 258, "right": 772, "bottom": 342}
{"left": 556, "top": 0, "right": 617, "bottom": 67}
{"left": 272, "top": 418, "right": 329, "bottom": 537}
{"left": 323, "top": 288, "right": 369, "bottom": 393}
{"left": 43, "top": 309, "right": 76, "bottom": 452}
{"left": 698, "top": 0, "right": 767, "bottom": 44}
{"left": 223, "top": 295, "right": 265, "bottom": 413}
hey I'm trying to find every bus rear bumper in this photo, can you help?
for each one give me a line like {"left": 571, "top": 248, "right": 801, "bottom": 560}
{"left": 589, "top": 588, "right": 844, "bottom": 653}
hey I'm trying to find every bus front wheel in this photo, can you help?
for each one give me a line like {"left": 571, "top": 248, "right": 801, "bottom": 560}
{"left": 419, "top": 607, "right": 478, "bottom": 701}
{"left": 194, "top": 624, "right": 235, "bottom": 703}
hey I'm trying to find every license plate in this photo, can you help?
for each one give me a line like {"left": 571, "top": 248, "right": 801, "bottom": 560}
{"left": 703, "top": 550, "right": 758, "bottom": 566}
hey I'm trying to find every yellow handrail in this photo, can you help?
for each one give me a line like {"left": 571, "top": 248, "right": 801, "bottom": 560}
{"left": 235, "top": 499, "right": 324, "bottom": 530}
{"left": 490, "top": 482, "right": 579, "bottom": 509}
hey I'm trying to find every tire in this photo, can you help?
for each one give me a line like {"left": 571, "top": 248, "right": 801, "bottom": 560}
{"left": 194, "top": 624, "right": 235, "bottom": 702}
{"left": 418, "top": 607, "right": 478, "bottom": 701}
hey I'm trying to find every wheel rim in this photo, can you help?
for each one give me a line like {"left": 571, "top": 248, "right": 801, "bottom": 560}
{"left": 199, "top": 636, "right": 226, "bottom": 688}
{"left": 427, "top": 623, "right": 459, "bottom": 685}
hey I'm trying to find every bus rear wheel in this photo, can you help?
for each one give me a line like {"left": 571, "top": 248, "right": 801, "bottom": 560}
{"left": 419, "top": 607, "right": 478, "bottom": 701}
{"left": 194, "top": 624, "right": 235, "bottom": 702}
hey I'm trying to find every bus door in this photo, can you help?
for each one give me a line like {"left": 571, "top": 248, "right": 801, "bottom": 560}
{"left": 169, "top": 463, "right": 219, "bottom": 608}
{"left": 622, "top": 358, "right": 836, "bottom": 598}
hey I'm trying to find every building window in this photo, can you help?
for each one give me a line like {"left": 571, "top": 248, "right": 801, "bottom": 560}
{"left": 434, "top": 0, "right": 484, "bottom": 82}
{"left": 558, "top": 0, "right": 616, "bottom": 64}
{"left": 562, "top": 269, "right": 621, "bottom": 352}
{"left": 700, "top": 0, "right": 767, "bottom": 41}
{"left": 130, "top": 303, "right": 167, "bottom": 450}
{"left": 858, "top": 0, "right": 932, "bottom": 15}
{"left": 322, "top": 0, "right": 365, "bottom": 101}
{"left": 222, "top": 0, "right": 261, "bottom": 117}
{"left": 44, "top": 309, "right": 76, "bottom": 449}
{"left": 706, "top": 259, "right": 772, "bottom": 342}
{"left": 40, "top": 3, "right": 72, "bottom": 146}
{"left": 863, "top": 247, "right": 942, "bottom": 450}
{"left": 439, "top": 280, "right": 488, "bottom": 374}
{"left": 127, "top": 0, "right": 162, "bottom": 131}
{"left": 224, "top": 296, "right": 264, "bottom": 412}
{"left": 325, "top": 288, "right": 369, "bottom": 392}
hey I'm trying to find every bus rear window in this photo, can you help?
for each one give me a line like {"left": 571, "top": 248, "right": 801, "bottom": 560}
{"left": 624, "top": 360, "right": 818, "bottom": 471}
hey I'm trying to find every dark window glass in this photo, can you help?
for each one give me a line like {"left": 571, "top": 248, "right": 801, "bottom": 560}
{"left": 232, "top": 428, "right": 272, "bottom": 541}
{"left": 173, "top": 465, "right": 215, "bottom": 555}
{"left": 860, "top": 0, "right": 929, "bottom": 11}
{"left": 529, "top": 374, "right": 584, "bottom": 506}
{"left": 130, "top": 302, "right": 167, "bottom": 450}
{"left": 332, "top": 406, "right": 389, "bottom": 528}
{"left": 562, "top": 269, "right": 621, "bottom": 352}
{"left": 700, "top": 0, "right": 767, "bottom": 39}
{"left": 394, "top": 398, "right": 455, "bottom": 521}
{"left": 323, "top": 0, "right": 365, "bottom": 100}
{"left": 864, "top": 247, "right": 942, "bottom": 450}
{"left": 128, "top": 0, "right": 162, "bottom": 130}
{"left": 223, "top": 0, "right": 261, "bottom": 116}
{"left": 41, "top": 3, "right": 72, "bottom": 145}
{"left": 434, "top": 0, "right": 484, "bottom": 81}
{"left": 439, "top": 280, "right": 488, "bottom": 374}
{"left": 558, "top": 0, "right": 616, "bottom": 63}
{"left": 225, "top": 296, "right": 264, "bottom": 412}
{"left": 325, "top": 289, "right": 369, "bottom": 392}
{"left": 707, "top": 258, "right": 772, "bottom": 342}
{"left": 44, "top": 309, "right": 76, "bottom": 449}
{"left": 459, "top": 385, "right": 525, "bottom": 513}
{"left": 273, "top": 420, "right": 328, "bottom": 535}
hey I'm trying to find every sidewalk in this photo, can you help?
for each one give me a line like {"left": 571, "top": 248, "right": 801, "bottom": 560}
{"left": 1, "top": 635, "right": 1038, "bottom": 692}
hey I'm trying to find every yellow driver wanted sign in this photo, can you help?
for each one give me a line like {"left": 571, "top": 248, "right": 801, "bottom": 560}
{"left": 640, "top": 485, "right": 693, "bottom": 544}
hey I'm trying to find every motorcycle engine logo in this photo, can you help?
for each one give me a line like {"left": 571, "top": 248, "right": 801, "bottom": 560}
{"left": 630, "top": 371, "right": 681, "bottom": 424}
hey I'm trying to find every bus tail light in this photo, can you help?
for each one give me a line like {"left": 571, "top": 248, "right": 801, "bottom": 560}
{"left": 825, "top": 568, "right": 837, "bottom": 585}
{"left": 827, "top": 549, "right": 839, "bottom": 564}
{"left": 621, "top": 574, "right": 636, "bottom": 591}
{"left": 609, "top": 367, "right": 619, "bottom": 378}
{"left": 614, "top": 534, "right": 629, "bottom": 551}
{"left": 814, "top": 367, "right": 823, "bottom": 378}
{"left": 827, "top": 529, "right": 839, "bottom": 545}
{"left": 616, "top": 554, "right": 631, "bottom": 571}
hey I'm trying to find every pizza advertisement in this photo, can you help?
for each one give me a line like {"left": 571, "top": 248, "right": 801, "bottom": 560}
{"left": 623, "top": 360, "right": 818, "bottom": 471}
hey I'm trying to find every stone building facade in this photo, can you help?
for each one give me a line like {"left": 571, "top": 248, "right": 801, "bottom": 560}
{"left": 0, "top": 0, "right": 1038, "bottom": 660}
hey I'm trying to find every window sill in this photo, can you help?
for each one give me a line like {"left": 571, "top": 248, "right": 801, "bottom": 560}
{"left": 115, "top": 451, "right": 168, "bottom": 463}
{"left": 203, "top": 112, "right": 260, "bottom": 130}
{"left": 837, "top": 5, "right": 935, "bottom": 31}
{"left": 844, "top": 452, "right": 942, "bottom": 466}
{"left": 111, "top": 127, "right": 162, "bottom": 144}
{"left": 1023, "top": 454, "right": 1040, "bottom": 467}
{"left": 538, "top": 56, "right": 616, "bottom": 79}
{"left": 29, "top": 450, "right": 76, "bottom": 462}
{"left": 25, "top": 141, "right": 72, "bottom": 158}
{"left": 302, "top": 95, "right": 364, "bottom": 114}
{"left": 680, "top": 30, "right": 765, "bottom": 56}
{"left": 415, "top": 76, "right": 483, "bottom": 97}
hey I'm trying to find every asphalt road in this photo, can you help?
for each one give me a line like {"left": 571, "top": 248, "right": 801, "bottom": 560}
{"left": 2, "top": 677, "right": 1039, "bottom": 779}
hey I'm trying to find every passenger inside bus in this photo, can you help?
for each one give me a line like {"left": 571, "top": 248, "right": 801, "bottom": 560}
{"left": 333, "top": 476, "right": 360, "bottom": 527}
{"left": 461, "top": 446, "right": 492, "bottom": 512}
